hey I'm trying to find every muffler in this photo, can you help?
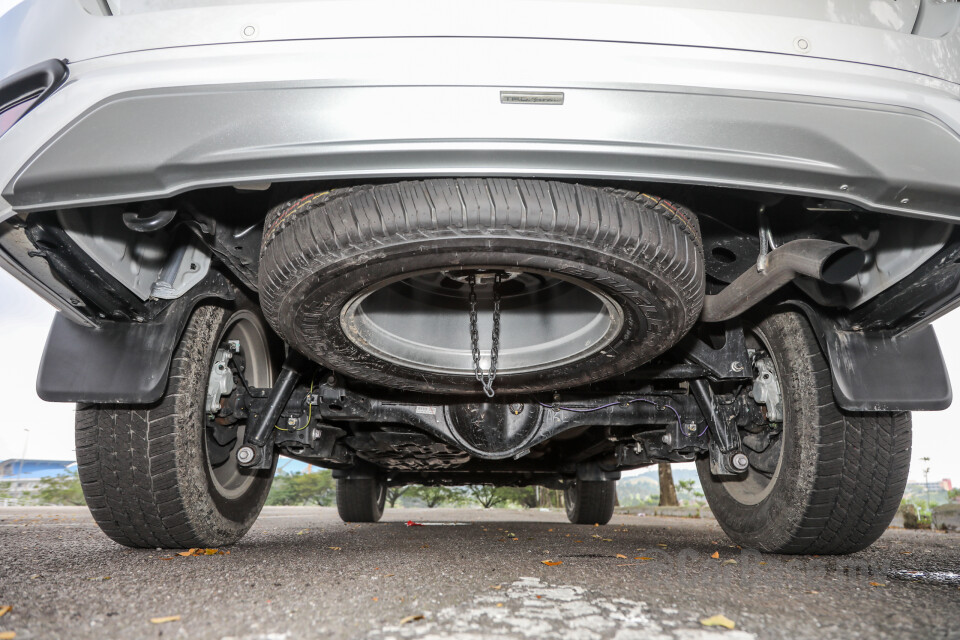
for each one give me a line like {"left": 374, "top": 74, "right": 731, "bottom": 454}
{"left": 700, "top": 239, "right": 865, "bottom": 323}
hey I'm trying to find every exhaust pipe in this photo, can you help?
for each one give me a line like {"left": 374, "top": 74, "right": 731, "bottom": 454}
{"left": 700, "top": 239, "right": 865, "bottom": 323}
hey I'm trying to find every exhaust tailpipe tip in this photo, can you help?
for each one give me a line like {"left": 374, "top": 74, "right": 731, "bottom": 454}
{"left": 819, "top": 245, "right": 866, "bottom": 284}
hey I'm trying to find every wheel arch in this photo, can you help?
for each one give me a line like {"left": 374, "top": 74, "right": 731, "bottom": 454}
{"left": 779, "top": 299, "right": 951, "bottom": 412}
{"left": 36, "top": 272, "right": 240, "bottom": 403}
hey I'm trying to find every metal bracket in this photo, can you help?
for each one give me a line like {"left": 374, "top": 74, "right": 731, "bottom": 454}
{"left": 678, "top": 325, "right": 751, "bottom": 380}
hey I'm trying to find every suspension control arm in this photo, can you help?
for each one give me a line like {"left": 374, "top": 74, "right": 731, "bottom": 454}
{"left": 690, "top": 378, "right": 749, "bottom": 476}
{"left": 237, "top": 350, "right": 310, "bottom": 468}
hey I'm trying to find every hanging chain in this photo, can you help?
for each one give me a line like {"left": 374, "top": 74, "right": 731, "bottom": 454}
{"left": 468, "top": 272, "right": 502, "bottom": 398}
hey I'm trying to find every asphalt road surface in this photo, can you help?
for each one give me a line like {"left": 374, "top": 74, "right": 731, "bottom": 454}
{"left": 0, "top": 506, "right": 958, "bottom": 640}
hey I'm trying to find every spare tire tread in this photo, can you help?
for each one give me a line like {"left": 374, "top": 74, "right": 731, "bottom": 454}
{"left": 260, "top": 179, "right": 704, "bottom": 393}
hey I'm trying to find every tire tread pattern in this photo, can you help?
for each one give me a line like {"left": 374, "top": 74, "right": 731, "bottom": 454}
{"left": 75, "top": 305, "right": 272, "bottom": 548}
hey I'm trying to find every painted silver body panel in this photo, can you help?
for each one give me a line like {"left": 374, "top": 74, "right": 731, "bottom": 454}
{"left": 4, "top": 36, "right": 960, "bottom": 222}
{"left": 2, "top": 0, "right": 950, "bottom": 81}
{"left": 2, "top": 0, "right": 960, "bottom": 320}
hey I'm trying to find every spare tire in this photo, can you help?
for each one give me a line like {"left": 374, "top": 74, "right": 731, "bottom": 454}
{"left": 259, "top": 179, "right": 703, "bottom": 395}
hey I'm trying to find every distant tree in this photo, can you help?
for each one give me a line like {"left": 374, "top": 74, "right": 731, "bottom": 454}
{"left": 408, "top": 486, "right": 465, "bottom": 508}
{"left": 387, "top": 486, "right": 411, "bottom": 508}
{"left": 468, "top": 485, "right": 509, "bottom": 509}
{"left": 28, "top": 472, "right": 85, "bottom": 506}
{"left": 658, "top": 463, "right": 679, "bottom": 506}
{"left": 501, "top": 486, "right": 538, "bottom": 509}
{"left": 266, "top": 471, "right": 335, "bottom": 506}
{"left": 0, "top": 481, "right": 12, "bottom": 500}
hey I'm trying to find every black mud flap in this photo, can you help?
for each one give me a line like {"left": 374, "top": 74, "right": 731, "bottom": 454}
{"left": 37, "top": 276, "right": 234, "bottom": 404}
{"left": 794, "top": 302, "right": 952, "bottom": 412}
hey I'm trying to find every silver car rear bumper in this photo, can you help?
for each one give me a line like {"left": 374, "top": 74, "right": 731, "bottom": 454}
{"left": 3, "top": 33, "right": 960, "bottom": 223}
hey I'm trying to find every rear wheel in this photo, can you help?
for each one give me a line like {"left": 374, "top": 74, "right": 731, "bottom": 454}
{"left": 697, "top": 308, "right": 912, "bottom": 554}
{"left": 564, "top": 480, "right": 617, "bottom": 525}
{"left": 336, "top": 478, "right": 387, "bottom": 523}
{"left": 75, "top": 301, "right": 279, "bottom": 548}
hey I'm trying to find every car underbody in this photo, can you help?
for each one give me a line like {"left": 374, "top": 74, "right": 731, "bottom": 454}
{"left": 2, "top": 0, "right": 957, "bottom": 553}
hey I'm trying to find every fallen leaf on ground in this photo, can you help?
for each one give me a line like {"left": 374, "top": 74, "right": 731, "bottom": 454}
{"left": 615, "top": 554, "right": 628, "bottom": 559}
{"left": 700, "top": 614, "right": 735, "bottom": 630}
{"left": 601, "top": 538, "right": 613, "bottom": 542}
{"left": 594, "top": 523, "right": 599, "bottom": 527}
{"left": 710, "top": 551, "right": 720, "bottom": 559}
{"left": 328, "top": 547, "right": 341, "bottom": 551}
{"left": 496, "top": 603, "right": 504, "bottom": 608}
{"left": 870, "top": 582, "right": 886, "bottom": 587}
{"left": 399, "top": 614, "right": 424, "bottom": 625}
{"left": 804, "top": 590, "right": 820, "bottom": 594}
{"left": 405, "top": 521, "right": 424, "bottom": 527}
{"left": 384, "top": 574, "right": 395, "bottom": 577}
{"left": 0, "top": 607, "right": 10, "bottom": 618}
{"left": 722, "top": 559, "right": 737, "bottom": 565}
{"left": 635, "top": 557, "right": 653, "bottom": 560}
{"left": 490, "top": 585, "right": 502, "bottom": 590}
{"left": 296, "top": 529, "right": 309, "bottom": 535}
{"left": 0, "top": 631, "right": 14, "bottom": 639}
{"left": 541, "top": 560, "right": 563, "bottom": 566}
{"left": 150, "top": 615, "right": 181, "bottom": 624}
{"left": 657, "top": 543, "right": 668, "bottom": 547}
{"left": 177, "top": 548, "right": 225, "bottom": 557}
{"left": 759, "top": 562, "right": 767, "bottom": 565}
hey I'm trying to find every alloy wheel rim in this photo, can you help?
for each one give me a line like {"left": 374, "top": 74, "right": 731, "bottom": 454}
{"left": 719, "top": 327, "right": 786, "bottom": 506}
{"left": 205, "top": 310, "right": 273, "bottom": 500}
{"left": 340, "top": 267, "right": 625, "bottom": 375}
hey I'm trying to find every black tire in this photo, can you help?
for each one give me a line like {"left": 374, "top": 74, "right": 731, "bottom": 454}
{"left": 565, "top": 480, "right": 617, "bottom": 525}
{"left": 259, "top": 179, "right": 703, "bottom": 394}
{"left": 697, "top": 309, "right": 912, "bottom": 555}
{"left": 75, "top": 301, "right": 279, "bottom": 548}
{"left": 336, "top": 478, "right": 386, "bottom": 523}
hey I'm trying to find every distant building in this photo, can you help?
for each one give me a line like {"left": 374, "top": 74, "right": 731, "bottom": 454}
{"left": 0, "top": 459, "right": 76, "bottom": 506}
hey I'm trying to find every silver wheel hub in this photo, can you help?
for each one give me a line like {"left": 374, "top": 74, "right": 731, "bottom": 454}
{"left": 340, "top": 268, "right": 625, "bottom": 376}
{"left": 206, "top": 342, "right": 238, "bottom": 414}
{"left": 749, "top": 355, "right": 783, "bottom": 423}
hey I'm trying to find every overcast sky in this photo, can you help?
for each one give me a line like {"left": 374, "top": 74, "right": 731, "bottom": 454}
{"left": 0, "top": 268, "right": 956, "bottom": 483}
